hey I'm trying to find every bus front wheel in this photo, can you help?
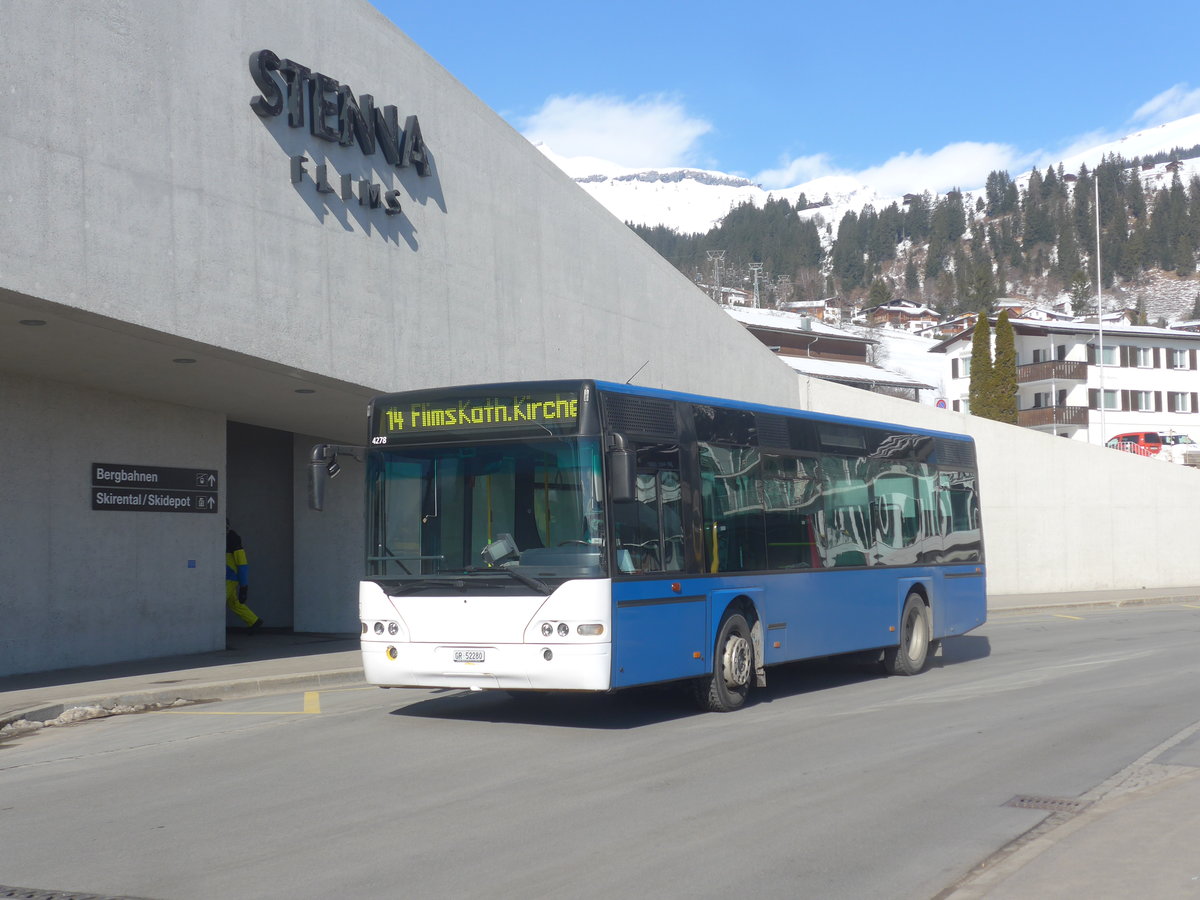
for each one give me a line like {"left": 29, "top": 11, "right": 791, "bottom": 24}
{"left": 883, "top": 593, "right": 930, "bottom": 676}
{"left": 697, "top": 612, "right": 753, "bottom": 712}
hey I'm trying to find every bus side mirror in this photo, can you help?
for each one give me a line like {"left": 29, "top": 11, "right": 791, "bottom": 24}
{"left": 607, "top": 434, "right": 636, "bottom": 503}
{"left": 309, "top": 459, "right": 329, "bottom": 511}
{"left": 308, "top": 444, "right": 365, "bottom": 511}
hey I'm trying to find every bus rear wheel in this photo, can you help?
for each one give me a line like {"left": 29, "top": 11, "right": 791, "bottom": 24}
{"left": 883, "top": 593, "right": 930, "bottom": 676}
{"left": 697, "top": 612, "right": 753, "bottom": 712}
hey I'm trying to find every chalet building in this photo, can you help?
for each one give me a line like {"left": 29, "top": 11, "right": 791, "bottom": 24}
{"left": 780, "top": 298, "right": 837, "bottom": 322}
{"left": 932, "top": 319, "right": 1200, "bottom": 442}
{"left": 723, "top": 305, "right": 932, "bottom": 401}
{"left": 865, "top": 299, "right": 940, "bottom": 332}
{"left": 917, "top": 312, "right": 976, "bottom": 339}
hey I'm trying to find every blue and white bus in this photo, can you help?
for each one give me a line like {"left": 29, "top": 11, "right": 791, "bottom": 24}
{"left": 311, "top": 379, "right": 986, "bottom": 711}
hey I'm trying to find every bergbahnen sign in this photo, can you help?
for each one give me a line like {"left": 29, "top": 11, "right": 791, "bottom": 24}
{"left": 91, "top": 463, "right": 219, "bottom": 513}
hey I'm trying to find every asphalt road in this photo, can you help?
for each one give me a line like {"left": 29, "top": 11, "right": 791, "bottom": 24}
{"left": 2, "top": 602, "right": 1199, "bottom": 900}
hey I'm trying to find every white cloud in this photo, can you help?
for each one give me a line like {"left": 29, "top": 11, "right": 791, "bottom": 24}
{"left": 756, "top": 142, "right": 1031, "bottom": 195}
{"left": 1131, "top": 84, "right": 1200, "bottom": 127}
{"left": 856, "top": 143, "right": 1032, "bottom": 195}
{"left": 519, "top": 93, "right": 711, "bottom": 169}
{"left": 754, "top": 154, "right": 837, "bottom": 190}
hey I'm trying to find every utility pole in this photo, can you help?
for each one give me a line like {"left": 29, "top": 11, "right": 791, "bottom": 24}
{"left": 1095, "top": 173, "right": 1106, "bottom": 445}
{"left": 706, "top": 250, "right": 725, "bottom": 304}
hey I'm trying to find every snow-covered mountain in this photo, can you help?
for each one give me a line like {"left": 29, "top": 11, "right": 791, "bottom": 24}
{"left": 537, "top": 113, "right": 1200, "bottom": 237}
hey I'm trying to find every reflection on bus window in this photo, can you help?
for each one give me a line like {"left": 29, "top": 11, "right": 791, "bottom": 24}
{"left": 939, "top": 471, "right": 982, "bottom": 562}
{"left": 700, "top": 444, "right": 766, "bottom": 572}
{"left": 819, "top": 456, "right": 871, "bottom": 567}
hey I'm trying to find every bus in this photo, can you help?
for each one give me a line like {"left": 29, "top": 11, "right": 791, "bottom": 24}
{"left": 310, "top": 379, "right": 986, "bottom": 712}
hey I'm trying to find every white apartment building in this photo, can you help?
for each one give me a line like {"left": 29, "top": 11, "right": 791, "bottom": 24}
{"left": 933, "top": 320, "right": 1200, "bottom": 444}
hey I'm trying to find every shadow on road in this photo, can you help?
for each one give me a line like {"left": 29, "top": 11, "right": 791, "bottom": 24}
{"left": 391, "top": 635, "right": 993, "bottom": 729}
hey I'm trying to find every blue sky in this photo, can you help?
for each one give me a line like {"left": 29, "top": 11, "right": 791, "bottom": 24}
{"left": 371, "top": 0, "right": 1200, "bottom": 193}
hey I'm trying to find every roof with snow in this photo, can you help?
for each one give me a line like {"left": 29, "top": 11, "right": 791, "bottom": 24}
{"left": 778, "top": 354, "right": 932, "bottom": 389}
{"left": 722, "top": 305, "right": 872, "bottom": 343}
{"left": 929, "top": 318, "right": 1200, "bottom": 352}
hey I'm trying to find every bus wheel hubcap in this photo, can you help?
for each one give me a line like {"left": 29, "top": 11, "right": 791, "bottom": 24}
{"left": 724, "top": 634, "right": 751, "bottom": 687}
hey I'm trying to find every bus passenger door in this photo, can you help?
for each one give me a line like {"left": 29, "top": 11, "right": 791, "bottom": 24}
{"left": 611, "top": 460, "right": 708, "bottom": 687}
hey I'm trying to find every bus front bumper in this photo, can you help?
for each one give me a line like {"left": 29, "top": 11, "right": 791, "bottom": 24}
{"left": 361, "top": 639, "right": 612, "bottom": 691}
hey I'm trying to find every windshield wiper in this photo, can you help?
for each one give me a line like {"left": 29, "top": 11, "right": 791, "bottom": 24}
{"left": 464, "top": 566, "right": 552, "bottom": 595}
{"left": 384, "top": 578, "right": 470, "bottom": 596}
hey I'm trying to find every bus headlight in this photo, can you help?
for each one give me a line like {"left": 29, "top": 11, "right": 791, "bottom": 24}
{"left": 388, "top": 622, "right": 399, "bottom": 635}
{"left": 541, "top": 622, "right": 553, "bottom": 637}
{"left": 577, "top": 624, "right": 604, "bottom": 636}
{"left": 557, "top": 622, "right": 570, "bottom": 637}
{"left": 374, "top": 621, "right": 385, "bottom": 635}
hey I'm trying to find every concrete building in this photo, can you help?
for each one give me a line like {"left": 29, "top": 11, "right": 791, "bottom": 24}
{"left": 0, "top": 1, "right": 798, "bottom": 676}
{"left": 4, "top": 1, "right": 1200, "bottom": 677}
{"left": 722, "top": 306, "right": 932, "bottom": 400}
{"left": 934, "top": 320, "right": 1200, "bottom": 442}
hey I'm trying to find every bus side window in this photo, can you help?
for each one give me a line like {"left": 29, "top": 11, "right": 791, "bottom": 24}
{"left": 699, "top": 443, "right": 766, "bottom": 573}
{"left": 938, "top": 471, "right": 982, "bottom": 562}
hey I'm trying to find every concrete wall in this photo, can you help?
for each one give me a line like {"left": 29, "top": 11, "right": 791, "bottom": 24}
{"left": 0, "top": 0, "right": 797, "bottom": 408}
{"left": 0, "top": 373, "right": 226, "bottom": 673}
{"left": 800, "top": 377, "right": 1200, "bottom": 596}
{"left": 292, "top": 434, "right": 364, "bottom": 634}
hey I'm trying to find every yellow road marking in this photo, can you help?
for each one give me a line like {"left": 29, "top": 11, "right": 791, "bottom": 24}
{"left": 1052, "top": 614, "right": 1084, "bottom": 620}
{"left": 1182, "top": 604, "right": 1200, "bottom": 610}
{"left": 157, "top": 690, "right": 322, "bottom": 716}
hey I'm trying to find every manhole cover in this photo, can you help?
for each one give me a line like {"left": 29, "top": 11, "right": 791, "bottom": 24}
{"left": 1003, "top": 794, "right": 1090, "bottom": 813}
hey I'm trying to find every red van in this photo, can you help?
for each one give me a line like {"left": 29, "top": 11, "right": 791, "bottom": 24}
{"left": 1106, "top": 431, "right": 1198, "bottom": 464}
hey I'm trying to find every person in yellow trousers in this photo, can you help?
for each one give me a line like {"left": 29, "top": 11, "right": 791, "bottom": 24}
{"left": 226, "top": 520, "right": 263, "bottom": 631}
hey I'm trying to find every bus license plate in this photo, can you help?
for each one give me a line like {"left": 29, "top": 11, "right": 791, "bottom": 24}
{"left": 453, "top": 649, "right": 485, "bottom": 663}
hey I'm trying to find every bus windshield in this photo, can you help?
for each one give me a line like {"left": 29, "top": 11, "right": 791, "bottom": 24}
{"left": 366, "top": 437, "right": 607, "bottom": 584}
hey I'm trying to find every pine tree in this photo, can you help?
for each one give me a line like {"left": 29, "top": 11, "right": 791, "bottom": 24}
{"left": 867, "top": 278, "right": 891, "bottom": 308}
{"left": 991, "top": 310, "right": 1018, "bottom": 424}
{"left": 968, "top": 314, "right": 994, "bottom": 419}
{"left": 1069, "top": 272, "right": 1092, "bottom": 317}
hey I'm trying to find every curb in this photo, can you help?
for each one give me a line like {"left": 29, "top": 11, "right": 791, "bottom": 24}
{"left": 988, "top": 595, "right": 1200, "bottom": 615}
{"left": 0, "top": 668, "right": 366, "bottom": 737}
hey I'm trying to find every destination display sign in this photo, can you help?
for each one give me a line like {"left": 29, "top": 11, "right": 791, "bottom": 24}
{"left": 91, "top": 463, "right": 219, "bottom": 513}
{"left": 373, "top": 391, "right": 580, "bottom": 443}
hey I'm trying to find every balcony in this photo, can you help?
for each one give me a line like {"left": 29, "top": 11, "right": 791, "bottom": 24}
{"left": 1017, "top": 405, "right": 1090, "bottom": 429}
{"left": 1016, "top": 360, "right": 1089, "bottom": 384}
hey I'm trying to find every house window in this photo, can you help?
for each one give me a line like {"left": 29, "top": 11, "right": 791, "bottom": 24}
{"left": 960, "top": 356, "right": 971, "bottom": 377}
{"left": 1133, "top": 347, "right": 1153, "bottom": 368}
{"left": 1101, "top": 389, "right": 1118, "bottom": 410}
{"left": 1032, "top": 391, "right": 1052, "bottom": 408}
{"left": 1093, "top": 345, "right": 1116, "bottom": 366}
{"left": 1131, "top": 391, "right": 1154, "bottom": 411}
{"left": 1032, "top": 348, "right": 1045, "bottom": 364}
{"left": 1169, "top": 392, "right": 1193, "bottom": 413}
{"left": 1170, "top": 349, "right": 1189, "bottom": 369}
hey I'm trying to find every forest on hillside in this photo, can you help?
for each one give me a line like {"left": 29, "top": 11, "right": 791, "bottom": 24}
{"left": 631, "top": 144, "right": 1200, "bottom": 320}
